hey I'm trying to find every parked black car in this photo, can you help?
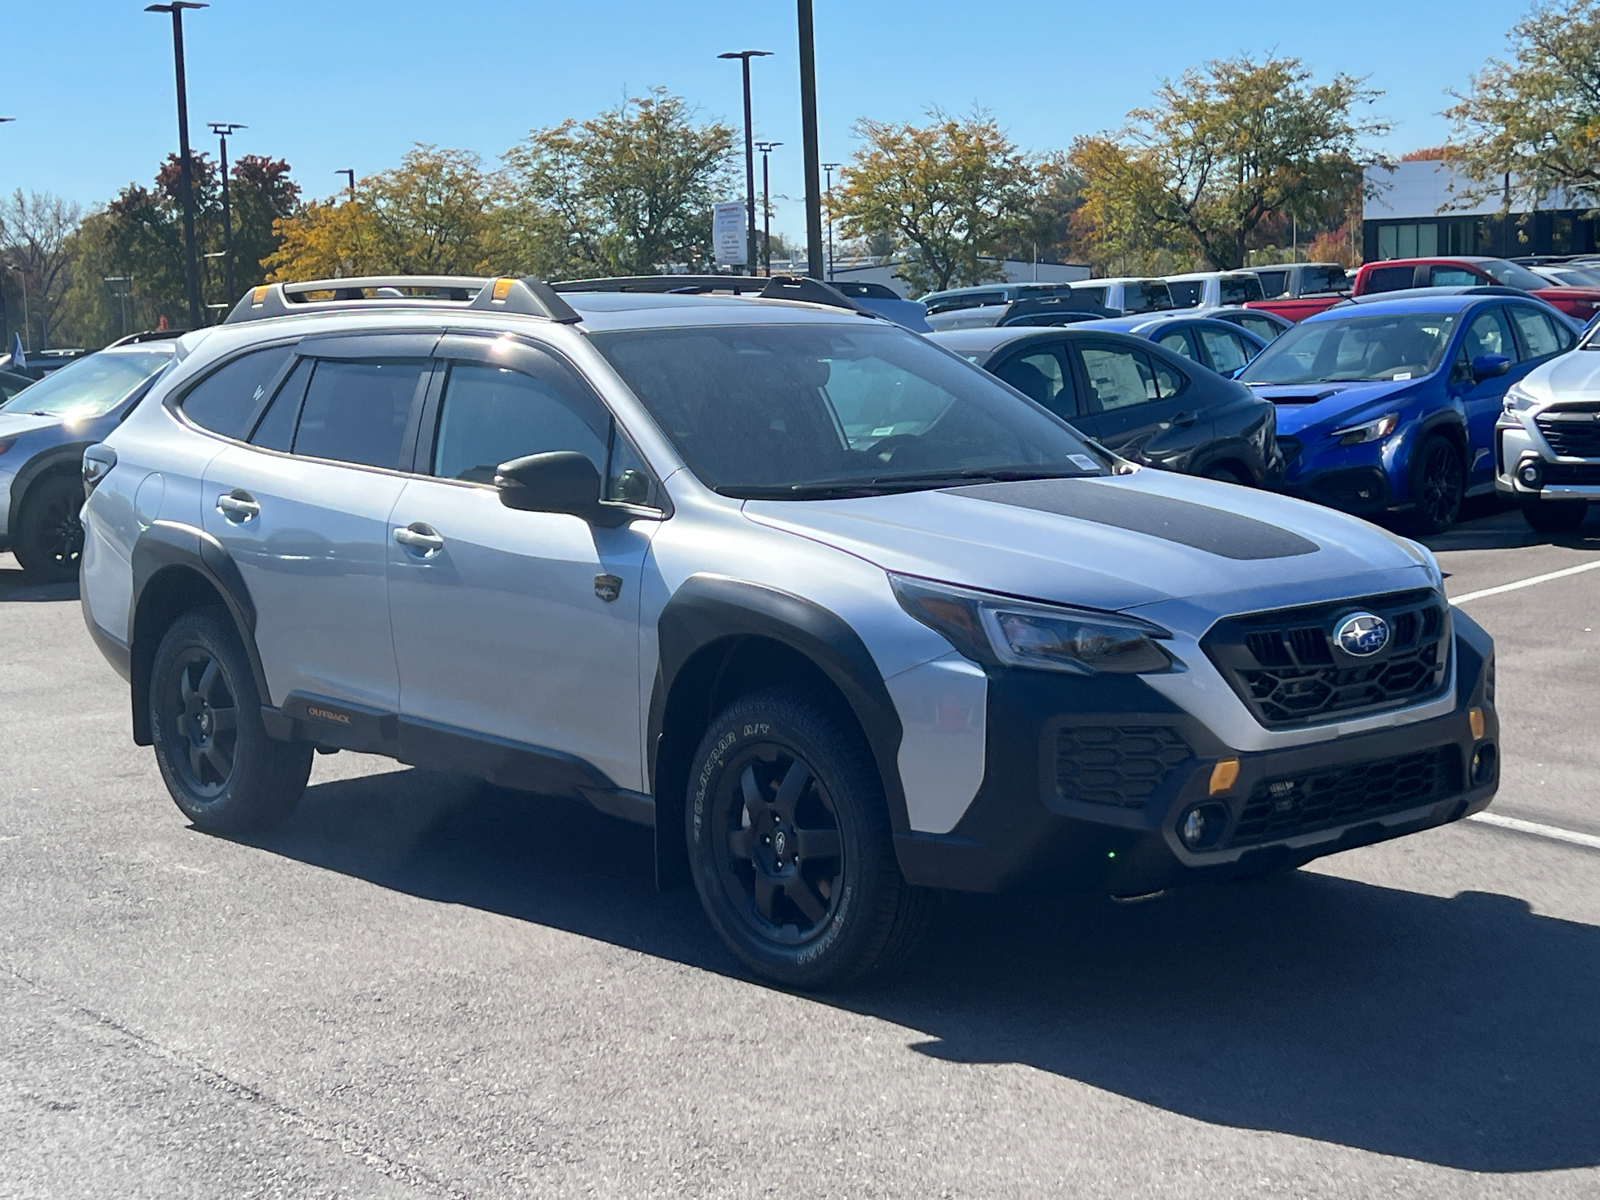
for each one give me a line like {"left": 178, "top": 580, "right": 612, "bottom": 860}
{"left": 930, "top": 326, "right": 1283, "bottom": 486}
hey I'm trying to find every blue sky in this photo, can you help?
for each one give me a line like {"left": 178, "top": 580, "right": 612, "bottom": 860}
{"left": 3, "top": 0, "right": 1521, "bottom": 245}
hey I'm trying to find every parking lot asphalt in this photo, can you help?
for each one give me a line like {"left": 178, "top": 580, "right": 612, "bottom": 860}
{"left": 2, "top": 500, "right": 1598, "bottom": 1198}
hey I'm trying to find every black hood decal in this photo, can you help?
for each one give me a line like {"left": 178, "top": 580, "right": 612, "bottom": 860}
{"left": 947, "top": 478, "right": 1319, "bottom": 561}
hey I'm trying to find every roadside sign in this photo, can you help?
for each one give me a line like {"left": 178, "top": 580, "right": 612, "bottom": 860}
{"left": 713, "top": 201, "right": 747, "bottom": 267}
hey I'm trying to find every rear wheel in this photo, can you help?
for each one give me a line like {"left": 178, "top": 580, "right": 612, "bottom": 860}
{"left": 150, "top": 608, "right": 312, "bottom": 833}
{"left": 13, "top": 473, "right": 85, "bottom": 581}
{"left": 1406, "top": 435, "right": 1465, "bottom": 535}
{"left": 1523, "top": 500, "right": 1589, "bottom": 534}
{"left": 686, "top": 688, "right": 931, "bottom": 990}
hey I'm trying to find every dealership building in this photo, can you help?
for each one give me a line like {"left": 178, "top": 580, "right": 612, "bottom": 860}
{"left": 1363, "top": 159, "right": 1592, "bottom": 261}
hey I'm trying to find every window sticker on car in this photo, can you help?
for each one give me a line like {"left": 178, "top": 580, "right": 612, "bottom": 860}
{"left": 1393, "top": 372, "right": 1411, "bottom": 380}
{"left": 1068, "top": 454, "right": 1099, "bottom": 472}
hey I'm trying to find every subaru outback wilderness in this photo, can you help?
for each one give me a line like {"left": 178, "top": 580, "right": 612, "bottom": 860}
{"left": 79, "top": 274, "right": 1500, "bottom": 989}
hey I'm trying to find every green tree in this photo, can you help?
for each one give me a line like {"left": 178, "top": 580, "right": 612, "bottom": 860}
{"left": 1079, "top": 56, "right": 1385, "bottom": 270}
{"left": 831, "top": 109, "right": 1038, "bottom": 294}
{"left": 1446, "top": 0, "right": 1600, "bottom": 208}
{"left": 503, "top": 89, "right": 736, "bottom": 277}
{"left": 0, "top": 190, "right": 83, "bottom": 350}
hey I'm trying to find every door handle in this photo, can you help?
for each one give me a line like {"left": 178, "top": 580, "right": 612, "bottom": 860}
{"left": 216, "top": 491, "right": 260, "bottom": 522}
{"left": 1170, "top": 411, "right": 1197, "bottom": 428}
{"left": 393, "top": 523, "right": 445, "bottom": 555}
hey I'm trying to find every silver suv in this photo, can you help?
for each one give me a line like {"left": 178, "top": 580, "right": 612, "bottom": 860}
{"left": 1497, "top": 324, "right": 1600, "bottom": 532}
{"left": 80, "top": 274, "right": 1499, "bottom": 989}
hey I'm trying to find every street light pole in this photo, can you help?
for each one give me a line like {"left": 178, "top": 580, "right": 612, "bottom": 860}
{"left": 0, "top": 120, "right": 13, "bottom": 345}
{"left": 146, "top": 3, "right": 208, "bottom": 331}
{"left": 718, "top": 49, "right": 771, "bottom": 276}
{"left": 209, "top": 122, "right": 245, "bottom": 304}
{"left": 104, "top": 276, "right": 133, "bottom": 337}
{"left": 797, "top": 0, "right": 824, "bottom": 280}
{"left": 754, "top": 142, "right": 782, "bottom": 275}
{"left": 337, "top": 169, "right": 356, "bottom": 203}
{"left": 822, "top": 162, "right": 841, "bottom": 281}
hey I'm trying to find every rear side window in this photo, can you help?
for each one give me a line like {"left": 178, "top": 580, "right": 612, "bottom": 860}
{"left": 1507, "top": 306, "right": 1565, "bottom": 360}
{"left": 1365, "top": 265, "right": 1416, "bottom": 294}
{"left": 179, "top": 345, "right": 294, "bottom": 439}
{"left": 1078, "top": 346, "right": 1160, "bottom": 411}
{"left": 1155, "top": 329, "right": 1197, "bottom": 360}
{"left": 1254, "top": 270, "right": 1288, "bottom": 298}
{"left": 1237, "top": 314, "right": 1283, "bottom": 341}
{"left": 1219, "top": 275, "right": 1263, "bottom": 304}
{"left": 1430, "top": 266, "right": 1481, "bottom": 287}
{"left": 249, "top": 358, "right": 312, "bottom": 452}
{"left": 1123, "top": 282, "right": 1172, "bottom": 313}
{"left": 1167, "top": 280, "right": 1202, "bottom": 307}
{"left": 1199, "top": 327, "right": 1252, "bottom": 374}
{"left": 992, "top": 347, "right": 1074, "bottom": 417}
{"left": 433, "top": 361, "right": 607, "bottom": 483}
{"left": 1301, "top": 265, "right": 1349, "bottom": 295}
{"left": 292, "top": 359, "right": 427, "bottom": 470}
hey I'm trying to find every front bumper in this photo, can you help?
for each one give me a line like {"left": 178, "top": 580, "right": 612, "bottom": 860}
{"left": 893, "top": 611, "right": 1497, "bottom": 894}
{"left": 1495, "top": 415, "right": 1600, "bottom": 500}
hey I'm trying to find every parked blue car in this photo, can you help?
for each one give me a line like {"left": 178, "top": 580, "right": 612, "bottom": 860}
{"left": 1237, "top": 292, "right": 1578, "bottom": 532}
{"left": 0, "top": 334, "right": 181, "bottom": 577}
{"left": 1076, "top": 314, "right": 1270, "bottom": 377}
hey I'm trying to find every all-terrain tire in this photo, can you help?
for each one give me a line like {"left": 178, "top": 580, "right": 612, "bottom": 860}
{"left": 150, "top": 608, "right": 312, "bottom": 833}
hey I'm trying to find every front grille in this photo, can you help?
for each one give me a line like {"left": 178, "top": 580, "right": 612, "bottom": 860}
{"left": 1536, "top": 413, "right": 1600, "bottom": 458}
{"left": 1228, "top": 746, "right": 1462, "bottom": 847}
{"left": 1542, "top": 461, "right": 1600, "bottom": 485}
{"left": 1055, "top": 725, "right": 1193, "bottom": 808}
{"left": 1202, "top": 589, "right": 1450, "bottom": 729}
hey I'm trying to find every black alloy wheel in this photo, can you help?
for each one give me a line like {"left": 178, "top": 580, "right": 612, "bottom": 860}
{"left": 14, "top": 474, "right": 86, "bottom": 580}
{"left": 150, "top": 608, "right": 312, "bottom": 833}
{"left": 712, "top": 744, "right": 846, "bottom": 943}
{"left": 1410, "top": 436, "right": 1465, "bottom": 534}
{"left": 686, "top": 689, "right": 932, "bottom": 989}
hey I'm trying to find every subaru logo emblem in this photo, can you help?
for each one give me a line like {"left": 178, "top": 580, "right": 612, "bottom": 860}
{"left": 1335, "top": 612, "right": 1390, "bottom": 657}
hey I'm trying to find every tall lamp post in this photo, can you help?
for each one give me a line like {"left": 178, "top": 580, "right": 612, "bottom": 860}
{"left": 822, "top": 162, "right": 841, "bottom": 281}
{"left": 146, "top": 2, "right": 207, "bottom": 330}
{"left": 104, "top": 276, "right": 134, "bottom": 338}
{"left": 796, "top": 0, "right": 824, "bottom": 279}
{"left": 0, "top": 119, "right": 13, "bottom": 345}
{"left": 718, "top": 49, "right": 771, "bottom": 275}
{"left": 208, "top": 122, "right": 245, "bottom": 305}
{"left": 754, "top": 142, "right": 782, "bottom": 275}
{"left": 337, "top": 169, "right": 356, "bottom": 203}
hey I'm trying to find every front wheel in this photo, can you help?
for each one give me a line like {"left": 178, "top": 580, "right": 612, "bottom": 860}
{"left": 150, "top": 608, "right": 313, "bottom": 833}
{"left": 13, "top": 473, "right": 85, "bottom": 580}
{"left": 1405, "top": 435, "right": 1465, "bottom": 535}
{"left": 1523, "top": 500, "right": 1589, "bottom": 534}
{"left": 686, "top": 689, "right": 931, "bottom": 990}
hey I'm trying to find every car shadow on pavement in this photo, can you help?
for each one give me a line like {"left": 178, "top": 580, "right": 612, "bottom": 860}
{"left": 1417, "top": 497, "right": 1600, "bottom": 554}
{"left": 0, "top": 561, "right": 79, "bottom": 602}
{"left": 247, "top": 766, "right": 1600, "bottom": 1176}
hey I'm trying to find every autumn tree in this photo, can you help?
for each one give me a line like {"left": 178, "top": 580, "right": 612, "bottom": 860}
{"left": 0, "top": 190, "right": 82, "bottom": 349}
{"left": 831, "top": 109, "right": 1038, "bottom": 294}
{"left": 1078, "top": 56, "right": 1385, "bottom": 270}
{"left": 1446, "top": 0, "right": 1600, "bottom": 208}
{"left": 503, "top": 89, "right": 735, "bottom": 277}
{"left": 266, "top": 146, "right": 498, "bottom": 282}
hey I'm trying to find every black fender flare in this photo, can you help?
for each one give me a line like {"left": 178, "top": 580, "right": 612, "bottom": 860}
{"left": 1404, "top": 411, "right": 1470, "bottom": 504}
{"left": 127, "top": 520, "right": 269, "bottom": 745}
{"left": 9, "top": 444, "right": 91, "bottom": 528}
{"left": 648, "top": 575, "right": 907, "bottom": 887}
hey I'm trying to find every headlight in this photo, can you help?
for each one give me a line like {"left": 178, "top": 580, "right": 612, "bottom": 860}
{"left": 0, "top": 438, "right": 15, "bottom": 458}
{"left": 1502, "top": 385, "right": 1537, "bottom": 414}
{"left": 1329, "top": 413, "right": 1398, "bottom": 446}
{"left": 890, "top": 574, "right": 1176, "bottom": 675}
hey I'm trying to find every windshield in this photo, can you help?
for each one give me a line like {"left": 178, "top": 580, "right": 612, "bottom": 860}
{"left": 1480, "top": 260, "right": 1557, "bottom": 291}
{"left": 1239, "top": 312, "right": 1458, "bottom": 385}
{"left": 593, "top": 324, "right": 1105, "bottom": 498}
{"left": 1540, "top": 266, "right": 1600, "bottom": 287}
{"left": 0, "top": 350, "right": 171, "bottom": 420}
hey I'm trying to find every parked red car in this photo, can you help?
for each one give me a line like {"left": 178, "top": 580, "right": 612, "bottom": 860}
{"left": 1247, "top": 255, "right": 1600, "bottom": 323}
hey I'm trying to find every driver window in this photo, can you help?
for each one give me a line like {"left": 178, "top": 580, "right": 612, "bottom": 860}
{"left": 1507, "top": 307, "right": 1561, "bottom": 361}
{"left": 1156, "top": 329, "right": 1196, "bottom": 360}
{"left": 433, "top": 360, "right": 607, "bottom": 484}
{"left": 1077, "top": 346, "right": 1159, "bottom": 412}
{"left": 992, "top": 348, "right": 1074, "bottom": 418}
{"left": 1461, "top": 309, "right": 1514, "bottom": 363}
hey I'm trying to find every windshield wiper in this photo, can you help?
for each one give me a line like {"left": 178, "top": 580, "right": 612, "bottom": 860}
{"left": 722, "top": 466, "right": 1094, "bottom": 500}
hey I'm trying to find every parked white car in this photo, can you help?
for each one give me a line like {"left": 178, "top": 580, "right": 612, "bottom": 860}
{"left": 1164, "top": 272, "right": 1265, "bottom": 309}
{"left": 1066, "top": 278, "right": 1174, "bottom": 314}
{"left": 1497, "top": 320, "right": 1600, "bottom": 532}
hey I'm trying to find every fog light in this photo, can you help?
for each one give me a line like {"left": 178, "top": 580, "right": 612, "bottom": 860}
{"left": 1471, "top": 743, "right": 1498, "bottom": 786}
{"left": 1518, "top": 459, "right": 1542, "bottom": 488}
{"left": 1181, "top": 807, "right": 1208, "bottom": 848}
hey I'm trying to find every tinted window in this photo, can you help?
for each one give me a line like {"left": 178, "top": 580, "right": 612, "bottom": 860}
{"left": 1236, "top": 314, "right": 1283, "bottom": 341}
{"left": 1155, "top": 329, "right": 1196, "bottom": 360}
{"left": 1365, "top": 265, "right": 1416, "bottom": 294}
{"left": 1199, "top": 326, "right": 1252, "bottom": 374}
{"left": 1072, "top": 286, "right": 1108, "bottom": 307}
{"left": 1167, "top": 281, "right": 1202, "bottom": 307}
{"left": 1254, "top": 271, "right": 1289, "bottom": 299}
{"left": 433, "top": 361, "right": 607, "bottom": 484}
{"left": 178, "top": 346, "right": 293, "bottom": 438}
{"left": 1480, "top": 260, "right": 1559, "bottom": 291}
{"left": 594, "top": 325, "right": 1102, "bottom": 497}
{"left": 249, "top": 357, "right": 312, "bottom": 452}
{"left": 3, "top": 349, "right": 170, "bottom": 420}
{"left": 1507, "top": 306, "right": 1563, "bottom": 361}
{"left": 1218, "top": 275, "right": 1264, "bottom": 304}
{"left": 292, "top": 359, "right": 426, "bottom": 470}
{"left": 1430, "top": 266, "right": 1481, "bottom": 287}
{"left": 992, "top": 347, "right": 1073, "bottom": 417}
{"left": 1301, "top": 265, "right": 1349, "bottom": 295}
{"left": 606, "top": 431, "right": 658, "bottom": 507}
{"left": 1462, "top": 309, "right": 1514, "bottom": 363}
{"left": 1123, "top": 282, "right": 1172, "bottom": 313}
{"left": 1241, "top": 313, "right": 1459, "bottom": 385}
{"left": 1078, "top": 346, "right": 1159, "bottom": 411}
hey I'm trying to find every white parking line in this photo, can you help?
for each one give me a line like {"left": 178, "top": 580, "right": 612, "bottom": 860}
{"left": 1450, "top": 559, "right": 1600, "bottom": 605}
{"left": 1468, "top": 811, "right": 1600, "bottom": 852}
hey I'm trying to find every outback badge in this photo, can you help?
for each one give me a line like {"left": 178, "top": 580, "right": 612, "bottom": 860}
{"left": 594, "top": 574, "right": 623, "bottom": 603}
{"left": 1335, "top": 612, "right": 1390, "bottom": 657}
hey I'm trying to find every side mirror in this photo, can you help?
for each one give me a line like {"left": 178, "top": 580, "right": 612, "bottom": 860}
{"left": 1471, "top": 354, "right": 1512, "bottom": 382}
{"left": 494, "top": 451, "right": 602, "bottom": 517}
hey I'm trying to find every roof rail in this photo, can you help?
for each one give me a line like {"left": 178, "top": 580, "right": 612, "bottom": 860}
{"left": 107, "top": 329, "right": 190, "bottom": 347}
{"left": 222, "top": 275, "right": 582, "bottom": 325}
{"left": 553, "top": 273, "right": 876, "bottom": 317}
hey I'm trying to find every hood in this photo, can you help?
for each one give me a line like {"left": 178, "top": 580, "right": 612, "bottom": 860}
{"left": 1250, "top": 379, "right": 1425, "bottom": 436}
{"left": 743, "top": 468, "right": 1433, "bottom": 626}
{"left": 0, "top": 411, "right": 65, "bottom": 440}
{"left": 1520, "top": 347, "right": 1600, "bottom": 404}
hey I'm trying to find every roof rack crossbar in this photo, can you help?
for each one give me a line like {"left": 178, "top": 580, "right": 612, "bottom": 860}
{"left": 552, "top": 273, "right": 875, "bottom": 317}
{"left": 223, "top": 275, "right": 582, "bottom": 325}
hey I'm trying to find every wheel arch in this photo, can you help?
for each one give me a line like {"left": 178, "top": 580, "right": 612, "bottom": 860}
{"left": 1403, "top": 412, "right": 1469, "bottom": 505}
{"left": 649, "top": 576, "right": 906, "bottom": 889}
{"left": 129, "top": 522, "right": 267, "bottom": 746}
{"left": 9, "top": 445, "right": 90, "bottom": 529}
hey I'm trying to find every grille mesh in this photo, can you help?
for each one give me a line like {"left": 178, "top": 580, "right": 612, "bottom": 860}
{"left": 1055, "top": 726, "right": 1193, "bottom": 808}
{"left": 1228, "top": 746, "right": 1461, "bottom": 847}
{"left": 1537, "top": 414, "right": 1600, "bottom": 458}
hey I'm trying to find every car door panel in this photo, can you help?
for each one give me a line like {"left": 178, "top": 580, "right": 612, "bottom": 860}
{"left": 1447, "top": 307, "right": 1521, "bottom": 487}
